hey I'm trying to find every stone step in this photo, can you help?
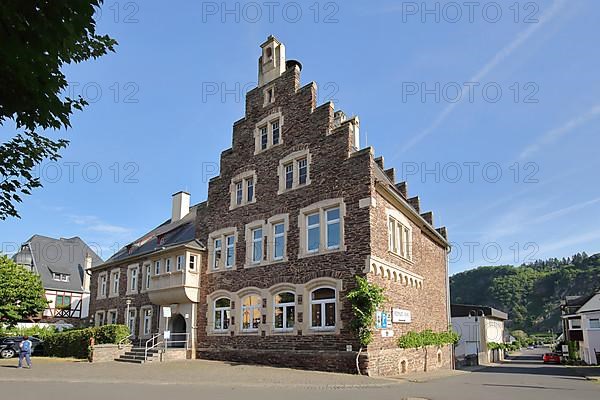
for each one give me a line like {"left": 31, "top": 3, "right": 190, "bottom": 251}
{"left": 114, "top": 358, "right": 145, "bottom": 364}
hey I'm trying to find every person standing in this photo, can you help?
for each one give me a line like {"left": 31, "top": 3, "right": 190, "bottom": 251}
{"left": 18, "top": 336, "right": 33, "bottom": 369}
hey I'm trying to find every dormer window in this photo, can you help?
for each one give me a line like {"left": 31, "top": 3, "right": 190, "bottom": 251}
{"left": 230, "top": 170, "right": 257, "bottom": 209}
{"left": 254, "top": 111, "right": 283, "bottom": 153}
{"left": 53, "top": 273, "right": 70, "bottom": 282}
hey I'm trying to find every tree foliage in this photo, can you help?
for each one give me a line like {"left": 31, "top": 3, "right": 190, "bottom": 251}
{"left": 450, "top": 252, "right": 600, "bottom": 332}
{"left": 0, "top": 0, "right": 117, "bottom": 219}
{"left": 396, "top": 329, "right": 459, "bottom": 350}
{"left": 347, "top": 276, "right": 386, "bottom": 347}
{"left": 0, "top": 255, "right": 48, "bottom": 326}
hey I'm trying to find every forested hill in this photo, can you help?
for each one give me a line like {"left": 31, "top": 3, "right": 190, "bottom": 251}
{"left": 450, "top": 252, "right": 600, "bottom": 333}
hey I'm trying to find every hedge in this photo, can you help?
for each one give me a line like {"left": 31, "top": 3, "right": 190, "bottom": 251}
{"left": 44, "top": 324, "right": 130, "bottom": 359}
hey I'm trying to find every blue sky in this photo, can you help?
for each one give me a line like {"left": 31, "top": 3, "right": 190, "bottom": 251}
{"left": 1, "top": 0, "right": 599, "bottom": 274}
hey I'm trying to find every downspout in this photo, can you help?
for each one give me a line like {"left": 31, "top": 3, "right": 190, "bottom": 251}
{"left": 446, "top": 246, "right": 454, "bottom": 369}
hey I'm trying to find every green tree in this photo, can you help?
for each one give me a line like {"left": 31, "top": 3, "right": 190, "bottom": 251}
{"left": 0, "top": 255, "right": 48, "bottom": 326}
{"left": 0, "top": 0, "right": 117, "bottom": 219}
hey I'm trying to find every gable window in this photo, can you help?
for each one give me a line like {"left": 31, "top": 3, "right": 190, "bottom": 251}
{"left": 214, "top": 298, "right": 231, "bottom": 331}
{"left": 307, "top": 213, "right": 320, "bottom": 253}
{"left": 273, "top": 223, "right": 285, "bottom": 261}
{"left": 225, "top": 235, "right": 235, "bottom": 267}
{"left": 176, "top": 255, "right": 184, "bottom": 271}
{"left": 274, "top": 292, "right": 295, "bottom": 331}
{"left": 252, "top": 228, "right": 263, "bottom": 264}
{"left": 53, "top": 273, "right": 70, "bottom": 282}
{"left": 387, "top": 211, "right": 413, "bottom": 260}
{"left": 589, "top": 319, "right": 600, "bottom": 329}
{"left": 326, "top": 208, "right": 341, "bottom": 250}
{"left": 230, "top": 171, "right": 257, "bottom": 209}
{"left": 241, "top": 295, "right": 262, "bottom": 332}
{"left": 154, "top": 260, "right": 161, "bottom": 275}
{"left": 209, "top": 228, "right": 237, "bottom": 271}
{"left": 310, "top": 288, "right": 336, "bottom": 330}
{"left": 278, "top": 149, "right": 311, "bottom": 193}
{"left": 260, "top": 126, "right": 268, "bottom": 150}
{"left": 254, "top": 111, "right": 283, "bottom": 153}
{"left": 263, "top": 86, "right": 275, "bottom": 106}
{"left": 213, "top": 239, "right": 222, "bottom": 269}
{"left": 299, "top": 199, "right": 346, "bottom": 257}
{"left": 272, "top": 120, "right": 280, "bottom": 145}
{"left": 189, "top": 255, "right": 197, "bottom": 270}
{"left": 247, "top": 178, "right": 254, "bottom": 203}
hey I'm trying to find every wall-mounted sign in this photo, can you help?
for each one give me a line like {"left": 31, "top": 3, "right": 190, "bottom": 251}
{"left": 392, "top": 308, "right": 411, "bottom": 323}
{"left": 381, "top": 329, "right": 394, "bottom": 338}
{"left": 376, "top": 311, "right": 389, "bottom": 329}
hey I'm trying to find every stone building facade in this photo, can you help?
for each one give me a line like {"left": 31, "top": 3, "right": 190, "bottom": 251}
{"left": 88, "top": 36, "right": 451, "bottom": 376}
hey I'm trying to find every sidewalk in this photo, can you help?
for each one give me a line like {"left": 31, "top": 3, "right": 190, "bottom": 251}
{"left": 574, "top": 366, "right": 600, "bottom": 382}
{"left": 390, "top": 368, "right": 470, "bottom": 383}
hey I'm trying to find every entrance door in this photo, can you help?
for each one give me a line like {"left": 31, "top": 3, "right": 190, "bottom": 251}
{"left": 169, "top": 314, "right": 187, "bottom": 348}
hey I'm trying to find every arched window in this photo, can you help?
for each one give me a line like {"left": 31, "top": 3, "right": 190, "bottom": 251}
{"left": 214, "top": 298, "right": 231, "bottom": 331}
{"left": 274, "top": 292, "right": 295, "bottom": 331}
{"left": 241, "top": 295, "right": 262, "bottom": 332}
{"left": 310, "top": 287, "right": 336, "bottom": 329}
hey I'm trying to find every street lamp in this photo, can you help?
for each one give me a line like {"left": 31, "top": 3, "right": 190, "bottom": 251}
{"left": 125, "top": 299, "right": 132, "bottom": 332}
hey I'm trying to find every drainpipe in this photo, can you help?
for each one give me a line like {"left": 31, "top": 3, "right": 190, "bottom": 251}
{"left": 191, "top": 302, "right": 197, "bottom": 359}
{"left": 446, "top": 247, "right": 454, "bottom": 369}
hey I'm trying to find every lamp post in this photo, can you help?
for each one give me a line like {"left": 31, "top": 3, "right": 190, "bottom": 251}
{"left": 125, "top": 299, "right": 132, "bottom": 332}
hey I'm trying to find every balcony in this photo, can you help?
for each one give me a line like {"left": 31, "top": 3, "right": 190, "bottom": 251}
{"left": 147, "top": 269, "right": 200, "bottom": 305}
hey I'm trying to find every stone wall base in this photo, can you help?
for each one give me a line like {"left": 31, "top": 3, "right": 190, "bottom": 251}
{"left": 365, "top": 345, "right": 452, "bottom": 376}
{"left": 90, "top": 344, "right": 130, "bottom": 363}
{"left": 198, "top": 349, "right": 361, "bottom": 374}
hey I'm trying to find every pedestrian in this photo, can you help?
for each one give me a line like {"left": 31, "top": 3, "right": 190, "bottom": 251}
{"left": 18, "top": 335, "right": 33, "bottom": 369}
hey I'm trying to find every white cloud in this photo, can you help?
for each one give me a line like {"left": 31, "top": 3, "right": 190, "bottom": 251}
{"left": 68, "top": 214, "right": 132, "bottom": 235}
{"left": 519, "top": 104, "right": 600, "bottom": 159}
{"left": 538, "top": 229, "right": 600, "bottom": 255}
{"left": 398, "top": 0, "right": 567, "bottom": 154}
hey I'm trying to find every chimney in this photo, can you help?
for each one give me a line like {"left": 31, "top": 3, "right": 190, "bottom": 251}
{"left": 258, "top": 35, "right": 286, "bottom": 87}
{"left": 172, "top": 191, "right": 191, "bottom": 222}
{"left": 83, "top": 254, "right": 92, "bottom": 292}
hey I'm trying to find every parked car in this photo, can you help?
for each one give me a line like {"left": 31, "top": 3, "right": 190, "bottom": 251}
{"left": 542, "top": 353, "right": 561, "bottom": 363}
{"left": 527, "top": 345, "right": 535, "bottom": 350}
{"left": 0, "top": 336, "right": 45, "bottom": 359}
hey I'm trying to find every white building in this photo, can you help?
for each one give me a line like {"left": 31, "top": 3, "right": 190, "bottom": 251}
{"left": 451, "top": 304, "right": 508, "bottom": 365}
{"left": 562, "top": 291, "right": 600, "bottom": 365}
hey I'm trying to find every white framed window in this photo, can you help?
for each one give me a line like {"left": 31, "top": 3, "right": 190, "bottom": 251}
{"left": 127, "top": 266, "right": 139, "bottom": 295}
{"left": 387, "top": 209, "right": 413, "bottom": 261}
{"left": 254, "top": 111, "right": 283, "bottom": 153}
{"left": 144, "top": 264, "right": 151, "bottom": 290}
{"left": 274, "top": 292, "right": 295, "bottom": 331}
{"left": 278, "top": 149, "right": 311, "bottom": 193}
{"left": 310, "top": 287, "right": 336, "bottom": 330}
{"left": 209, "top": 228, "right": 237, "bottom": 271}
{"left": 306, "top": 213, "right": 320, "bottom": 253}
{"left": 127, "top": 308, "right": 137, "bottom": 335}
{"left": 225, "top": 235, "right": 235, "bottom": 267}
{"left": 273, "top": 222, "right": 285, "bottom": 261}
{"left": 154, "top": 260, "right": 161, "bottom": 275}
{"left": 110, "top": 269, "right": 120, "bottom": 297}
{"left": 165, "top": 258, "right": 172, "bottom": 273}
{"left": 241, "top": 295, "right": 262, "bottom": 332}
{"left": 214, "top": 298, "right": 231, "bottom": 331}
{"left": 569, "top": 319, "right": 582, "bottom": 329}
{"left": 590, "top": 318, "right": 600, "bottom": 329}
{"left": 141, "top": 307, "right": 152, "bottom": 337}
{"left": 176, "top": 255, "right": 184, "bottom": 271}
{"left": 189, "top": 254, "right": 197, "bottom": 270}
{"left": 325, "top": 207, "right": 341, "bottom": 250}
{"left": 213, "top": 238, "right": 222, "bottom": 270}
{"left": 230, "top": 171, "right": 257, "bottom": 209}
{"left": 108, "top": 309, "right": 118, "bottom": 325}
{"left": 95, "top": 310, "right": 106, "bottom": 327}
{"left": 98, "top": 272, "right": 108, "bottom": 299}
{"left": 251, "top": 228, "right": 263, "bottom": 264}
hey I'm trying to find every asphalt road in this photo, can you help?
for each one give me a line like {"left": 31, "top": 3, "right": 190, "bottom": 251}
{"left": 0, "top": 348, "right": 597, "bottom": 400}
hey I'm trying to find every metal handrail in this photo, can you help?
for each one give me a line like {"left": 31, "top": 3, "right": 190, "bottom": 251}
{"left": 145, "top": 333, "right": 163, "bottom": 360}
{"left": 118, "top": 334, "right": 133, "bottom": 350}
{"left": 164, "top": 332, "right": 190, "bottom": 351}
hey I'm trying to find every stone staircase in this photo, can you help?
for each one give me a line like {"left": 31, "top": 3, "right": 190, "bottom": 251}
{"left": 115, "top": 345, "right": 162, "bottom": 364}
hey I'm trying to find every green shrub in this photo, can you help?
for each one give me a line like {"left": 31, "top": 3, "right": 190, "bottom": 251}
{"left": 94, "top": 324, "right": 130, "bottom": 344}
{"left": 0, "top": 325, "right": 56, "bottom": 341}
